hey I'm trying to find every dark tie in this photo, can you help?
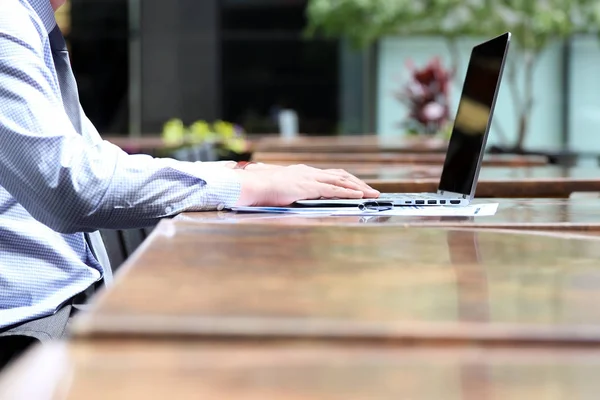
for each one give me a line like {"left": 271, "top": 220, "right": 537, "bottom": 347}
{"left": 48, "top": 26, "right": 113, "bottom": 284}
{"left": 48, "top": 26, "right": 82, "bottom": 131}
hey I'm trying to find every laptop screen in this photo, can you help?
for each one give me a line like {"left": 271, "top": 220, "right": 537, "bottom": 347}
{"left": 438, "top": 33, "right": 510, "bottom": 196}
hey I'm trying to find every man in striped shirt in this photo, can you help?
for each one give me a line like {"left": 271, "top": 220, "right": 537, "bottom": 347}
{"left": 0, "top": 0, "right": 378, "bottom": 368}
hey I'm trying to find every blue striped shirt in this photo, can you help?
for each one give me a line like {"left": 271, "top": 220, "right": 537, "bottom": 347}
{"left": 0, "top": 0, "right": 241, "bottom": 329}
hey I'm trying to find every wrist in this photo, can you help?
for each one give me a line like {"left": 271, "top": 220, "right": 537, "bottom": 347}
{"left": 234, "top": 169, "right": 269, "bottom": 206}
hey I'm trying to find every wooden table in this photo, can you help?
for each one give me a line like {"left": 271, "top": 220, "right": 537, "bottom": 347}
{"left": 73, "top": 217, "right": 600, "bottom": 344}
{"left": 252, "top": 152, "right": 549, "bottom": 167}
{"left": 254, "top": 135, "right": 449, "bottom": 153}
{"left": 4, "top": 341, "right": 600, "bottom": 399}
{"left": 363, "top": 166, "right": 600, "bottom": 198}
{"left": 176, "top": 198, "right": 600, "bottom": 232}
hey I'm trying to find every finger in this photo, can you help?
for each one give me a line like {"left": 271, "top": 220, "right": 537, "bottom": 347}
{"left": 324, "top": 169, "right": 380, "bottom": 197}
{"left": 324, "top": 169, "right": 373, "bottom": 188}
{"left": 315, "top": 173, "right": 364, "bottom": 192}
{"left": 316, "top": 183, "right": 364, "bottom": 199}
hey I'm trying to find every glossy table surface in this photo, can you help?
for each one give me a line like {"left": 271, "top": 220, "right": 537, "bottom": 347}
{"left": 252, "top": 152, "right": 549, "bottom": 167}
{"left": 102, "top": 135, "right": 253, "bottom": 155}
{"left": 176, "top": 198, "right": 600, "bottom": 232}
{"left": 254, "top": 135, "right": 449, "bottom": 153}
{"left": 74, "top": 219, "right": 600, "bottom": 344}
{"left": 4, "top": 341, "right": 600, "bottom": 400}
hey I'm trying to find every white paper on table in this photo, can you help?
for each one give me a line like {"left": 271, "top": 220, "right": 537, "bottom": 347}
{"left": 230, "top": 203, "right": 499, "bottom": 217}
{"left": 229, "top": 206, "right": 349, "bottom": 215}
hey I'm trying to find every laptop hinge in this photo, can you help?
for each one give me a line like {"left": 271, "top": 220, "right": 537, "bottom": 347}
{"left": 438, "top": 190, "right": 469, "bottom": 199}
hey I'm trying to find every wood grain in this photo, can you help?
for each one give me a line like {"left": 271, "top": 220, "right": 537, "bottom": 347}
{"left": 73, "top": 221, "right": 600, "bottom": 344}
{"left": 254, "top": 135, "right": 449, "bottom": 153}
{"left": 363, "top": 166, "right": 600, "bottom": 198}
{"left": 252, "top": 152, "right": 549, "bottom": 167}
{"left": 5, "top": 341, "right": 600, "bottom": 399}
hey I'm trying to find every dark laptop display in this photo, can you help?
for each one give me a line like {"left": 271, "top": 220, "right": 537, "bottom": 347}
{"left": 438, "top": 33, "right": 510, "bottom": 197}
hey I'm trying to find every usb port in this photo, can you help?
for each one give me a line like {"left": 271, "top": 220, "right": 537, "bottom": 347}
{"left": 428, "top": 200, "right": 437, "bottom": 205}
{"left": 416, "top": 200, "right": 425, "bottom": 205}
{"left": 450, "top": 200, "right": 461, "bottom": 205}
{"left": 440, "top": 200, "right": 446, "bottom": 204}
{"left": 405, "top": 201, "right": 411, "bottom": 204}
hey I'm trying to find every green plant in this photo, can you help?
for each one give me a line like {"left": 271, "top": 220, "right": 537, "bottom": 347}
{"left": 307, "top": 0, "right": 600, "bottom": 149}
{"left": 162, "top": 119, "right": 248, "bottom": 155}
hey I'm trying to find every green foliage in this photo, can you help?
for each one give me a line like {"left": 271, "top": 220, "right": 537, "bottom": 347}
{"left": 161, "top": 119, "right": 248, "bottom": 154}
{"left": 307, "top": 0, "right": 600, "bottom": 149}
{"left": 306, "top": 0, "right": 600, "bottom": 52}
{"left": 162, "top": 118, "right": 186, "bottom": 146}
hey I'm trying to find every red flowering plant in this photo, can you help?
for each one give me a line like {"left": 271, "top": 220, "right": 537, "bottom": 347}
{"left": 395, "top": 57, "right": 454, "bottom": 136}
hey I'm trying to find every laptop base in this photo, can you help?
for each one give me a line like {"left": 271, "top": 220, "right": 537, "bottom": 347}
{"left": 296, "top": 193, "right": 470, "bottom": 207}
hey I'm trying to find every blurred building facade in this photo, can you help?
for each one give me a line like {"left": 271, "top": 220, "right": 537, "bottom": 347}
{"left": 63, "top": 0, "right": 600, "bottom": 151}
{"left": 64, "top": 0, "right": 371, "bottom": 136}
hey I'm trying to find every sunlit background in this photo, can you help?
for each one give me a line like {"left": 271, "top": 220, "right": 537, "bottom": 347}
{"left": 58, "top": 0, "right": 600, "bottom": 158}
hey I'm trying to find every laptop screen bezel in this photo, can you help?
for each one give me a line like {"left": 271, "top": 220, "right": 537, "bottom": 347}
{"left": 437, "top": 32, "right": 511, "bottom": 200}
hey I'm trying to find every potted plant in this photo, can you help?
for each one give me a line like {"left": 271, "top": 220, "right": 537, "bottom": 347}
{"left": 396, "top": 57, "right": 454, "bottom": 137}
{"left": 306, "top": 0, "right": 600, "bottom": 151}
{"left": 161, "top": 119, "right": 251, "bottom": 161}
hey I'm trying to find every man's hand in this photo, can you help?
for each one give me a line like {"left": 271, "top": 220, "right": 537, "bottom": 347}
{"left": 234, "top": 164, "right": 380, "bottom": 206}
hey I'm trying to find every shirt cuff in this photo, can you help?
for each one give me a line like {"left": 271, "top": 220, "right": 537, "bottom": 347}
{"left": 195, "top": 163, "right": 242, "bottom": 210}
{"left": 172, "top": 161, "right": 242, "bottom": 211}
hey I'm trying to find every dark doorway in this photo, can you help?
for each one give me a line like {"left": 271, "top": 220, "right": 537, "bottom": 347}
{"left": 69, "top": 0, "right": 130, "bottom": 134}
{"left": 221, "top": 0, "right": 339, "bottom": 134}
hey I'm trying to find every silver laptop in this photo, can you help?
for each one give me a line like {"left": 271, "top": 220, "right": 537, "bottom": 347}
{"left": 298, "top": 32, "right": 511, "bottom": 207}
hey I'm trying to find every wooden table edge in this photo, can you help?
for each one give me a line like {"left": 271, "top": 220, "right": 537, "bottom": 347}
{"left": 71, "top": 314, "right": 600, "bottom": 348}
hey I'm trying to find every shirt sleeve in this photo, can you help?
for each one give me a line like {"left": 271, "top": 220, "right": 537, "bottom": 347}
{"left": 0, "top": 7, "right": 241, "bottom": 233}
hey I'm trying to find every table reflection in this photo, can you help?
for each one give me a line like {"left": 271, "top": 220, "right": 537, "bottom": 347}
{"left": 175, "top": 198, "right": 600, "bottom": 231}
{"left": 75, "top": 220, "right": 600, "bottom": 345}
{"left": 6, "top": 343, "right": 600, "bottom": 400}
